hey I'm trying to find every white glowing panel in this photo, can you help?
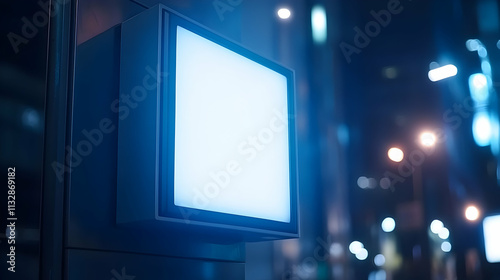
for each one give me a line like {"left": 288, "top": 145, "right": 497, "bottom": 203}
{"left": 484, "top": 215, "right": 500, "bottom": 263}
{"left": 428, "top": 64, "right": 457, "bottom": 82}
{"left": 472, "top": 111, "right": 492, "bottom": 147}
{"left": 173, "top": 26, "right": 290, "bottom": 223}
{"left": 468, "top": 73, "right": 489, "bottom": 104}
{"left": 311, "top": 5, "right": 327, "bottom": 44}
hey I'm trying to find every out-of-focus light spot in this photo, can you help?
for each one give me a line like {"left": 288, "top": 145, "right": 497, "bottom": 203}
{"left": 380, "top": 178, "right": 391, "bottom": 189}
{"left": 332, "top": 265, "right": 343, "bottom": 278}
{"left": 387, "top": 147, "right": 404, "bottom": 162}
{"left": 441, "top": 241, "right": 452, "bottom": 253}
{"left": 484, "top": 215, "right": 500, "bottom": 263}
{"left": 381, "top": 217, "right": 396, "bottom": 233}
{"left": 357, "top": 176, "right": 369, "bottom": 189}
{"left": 428, "top": 64, "right": 457, "bottom": 82}
{"left": 356, "top": 248, "right": 368, "bottom": 260}
{"left": 349, "top": 241, "right": 364, "bottom": 254}
{"left": 465, "top": 205, "right": 481, "bottom": 221}
{"left": 368, "top": 178, "right": 378, "bottom": 188}
{"left": 337, "top": 124, "right": 349, "bottom": 146}
{"left": 22, "top": 108, "right": 41, "bottom": 129}
{"left": 311, "top": 5, "right": 327, "bottom": 44}
{"left": 413, "top": 245, "right": 422, "bottom": 259}
{"left": 382, "top": 67, "right": 398, "bottom": 79}
{"left": 330, "top": 243, "right": 343, "bottom": 257}
{"left": 429, "top": 61, "right": 439, "bottom": 69}
{"left": 469, "top": 73, "right": 489, "bottom": 103}
{"left": 438, "top": 227, "right": 450, "bottom": 239}
{"left": 374, "top": 254, "right": 386, "bottom": 266}
{"left": 368, "top": 270, "right": 387, "bottom": 280}
{"left": 497, "top": 40, "right": 500, "bottom": 49}
{"left": 430, "top": 220, "right": 444, "bottom": 234}
{"left": 472, "top": 73, "right": 488, "bottom": 88}
{"left": 420, "top": 132, "right": 436, "bottom": 147}
{"left": 478, "top": 47, "right": 488, "bottom": 58}
{"left": 490, "top": 115, "right": 499, "bottom": 156}
{"left": 277, "top": 8, "right": 291, "bottom": 19}
{"left": 376, "top": 270, "right": 386, "bottom": 280}
{"left": 482, "top": 61, "right": 492, "bottom": 75}
{"left": 282, "top": 239, "right": 300, "bottom": 259}
{"left": 472, "top": 111, "right": 492, "bottom": 147}
{"left": 466, "top": 39, "right": 480, "bottom": 51}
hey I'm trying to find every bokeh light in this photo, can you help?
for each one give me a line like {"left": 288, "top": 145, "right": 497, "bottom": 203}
{"left": 381, "top": 217, "right": 396, "bottom": 233}
{"left": 357, "top": 176, "right": 369, "bottom": 189}
{"left": 356, "top": 248, "right": 368, "bottom": 260}
{"left": 277, "top": 8, "right": 291, "bottom": 19}
{"left": 388, "top": 147, "right": 404, "bottom": 162}
{"left": 430, "top": 220, "right": 444, "bottom": 234}
{"left": 465, "top": 205, "right": 480, "bottom": 221}
{"left": 374, "top": 254, "right": 386, "bottom": 266}
{"left": 420, "top": 132, "right": 436, "bottom": 147}
{"left": 438, "top": 227, "right": 450, "bottom": 239}
{"left": 441, "top": 241, "right": 452, "bottom": 253}
{"left": 349, "top": 241, "right": 364, "bottom": 254}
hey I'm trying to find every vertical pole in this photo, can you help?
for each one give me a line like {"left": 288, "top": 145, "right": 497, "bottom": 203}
{"left": 40, "top": 0, "right": 77, "bottom": 279}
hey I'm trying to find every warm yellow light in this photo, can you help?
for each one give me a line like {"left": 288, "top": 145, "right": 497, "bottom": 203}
{"left": 388, "top": 147, "right": 404, "bottom": 162}
{"left": 420, "top": 132, "right": 436, "bottom": 147}
{"left": 465, "top": 205, "right": 480, "bottom": 221}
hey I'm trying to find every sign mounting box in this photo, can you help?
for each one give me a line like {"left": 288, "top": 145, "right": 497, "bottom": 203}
{"left": 117, "top": 4, "right": 298, "bottom": 242}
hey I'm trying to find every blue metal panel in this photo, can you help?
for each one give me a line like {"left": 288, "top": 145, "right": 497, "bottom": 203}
{"left": 70, "top": 23, "right": 245, "bottom": 262}
{"left": 66, "top": 249, "right": 245, "bottom": 280}
{"left": 117, "top": 3, "right": 164, "bottom": 224}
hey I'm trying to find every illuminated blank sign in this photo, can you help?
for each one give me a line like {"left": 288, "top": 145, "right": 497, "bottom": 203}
{"left": 173, "top": 26, "right": 290, "bottom": 222}
{"left": 483, "top": 215, "right": 500, "bottom": 263}
{"left": 117, "top": 5, "right": 297, "bottom": 240}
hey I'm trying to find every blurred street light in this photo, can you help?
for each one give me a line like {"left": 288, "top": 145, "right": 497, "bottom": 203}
{"left": 420, "top": 132, "right": 436, "bottom": 147}
{"left": 465, "top": 205, "right": 481, "bottom": 221}
{"left": 277, "top": 8, "right": 291, "bottom": 19}
{"left": 388, "top": 147, "right": 404, "bottom": 162}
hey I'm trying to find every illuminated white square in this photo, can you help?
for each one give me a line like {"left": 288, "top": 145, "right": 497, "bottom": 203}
{"left": 173, "top": 26, "right": 291, "bottom": 223}
{"left": 483, "top": 215, "right": 500, "bottom": 263}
